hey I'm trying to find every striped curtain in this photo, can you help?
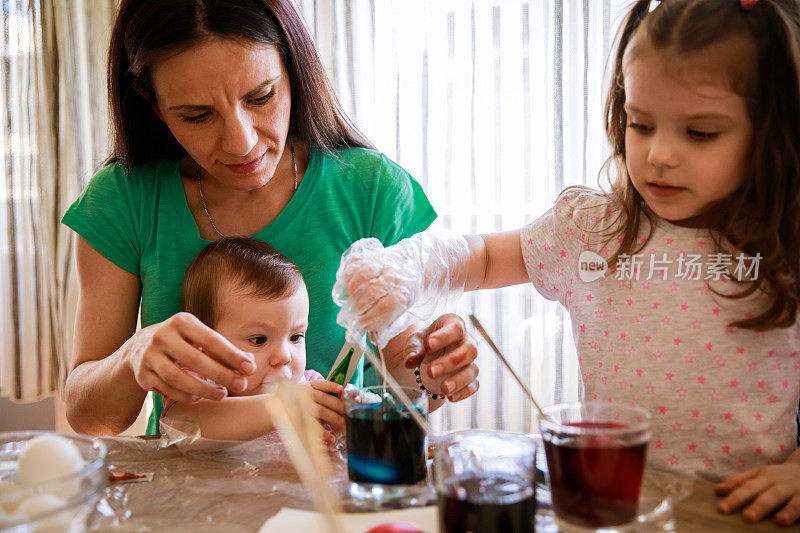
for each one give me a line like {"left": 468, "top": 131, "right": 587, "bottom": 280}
{"left": 297, "top": 0, "right": 631, "bottom": 433}
{"left": 0, "top": 0, "right": 115, "bottom": 401}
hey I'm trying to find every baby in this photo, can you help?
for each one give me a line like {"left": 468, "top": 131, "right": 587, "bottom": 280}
{"left": 161, "top": 237, "right": 346, "bottom": 442}
{"left": 162, "top": 236, "right": 446, "bottom": 443}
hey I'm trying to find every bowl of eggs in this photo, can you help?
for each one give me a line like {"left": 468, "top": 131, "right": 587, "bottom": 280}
{"left": 0, "top": 431, "right": 107, "bottom": 532}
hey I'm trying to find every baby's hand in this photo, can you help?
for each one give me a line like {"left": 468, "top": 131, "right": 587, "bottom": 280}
{"left": 716, "top": 459, "right": 800, "bottom": 525}
{"left": 305, "top": 380, "right": 346, "bottom": 444}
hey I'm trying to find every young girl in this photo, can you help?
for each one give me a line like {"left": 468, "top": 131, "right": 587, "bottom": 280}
{"left": 336, "top": 0, "right": 800, "bottom": 525}
{"left": 163, "top": 237, "right": 450, "bottom": 443}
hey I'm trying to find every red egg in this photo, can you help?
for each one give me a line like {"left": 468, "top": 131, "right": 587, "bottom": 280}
{"left": 365, "top": 521, "right": 426, "bottom": 533}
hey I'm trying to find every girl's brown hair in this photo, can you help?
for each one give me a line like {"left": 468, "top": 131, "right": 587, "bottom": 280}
{"left": 107, "top": 0, "right": 373, "bottom": 169}
{"left": 181, "top": 237, "right": 304, "bottom": 328}
{"left": 602, "top": 0, "right": 800, "bottom": 330}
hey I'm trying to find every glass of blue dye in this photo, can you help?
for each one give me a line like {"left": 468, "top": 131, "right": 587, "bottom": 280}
{"left": 343, "top": 386, "right": 431, "bottom": 506}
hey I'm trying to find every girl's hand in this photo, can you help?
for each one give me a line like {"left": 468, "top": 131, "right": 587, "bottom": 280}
{"left": 337, "top": 245, "right": 416, "bottom": 334}
{"left": 127, "top": 312, "right": 256, "bottom": 404}
{"left": 306, "top": 380, "right": 346, "bottom": 443}
{"left": 404, "top": 314, "right": 479, "bottom": 402}
{"left": 716, "top": 459, "right": 800, "bottom": 525}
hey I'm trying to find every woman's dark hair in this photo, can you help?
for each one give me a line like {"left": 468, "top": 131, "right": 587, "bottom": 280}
{"left": 182, "top": 237, "right": 304, "bottom": 328}
{"left": 599, "top": 0, "right": 800, "bottom": 330}
{"left": 108, "top": 0, "right": 373, "bottom": 169}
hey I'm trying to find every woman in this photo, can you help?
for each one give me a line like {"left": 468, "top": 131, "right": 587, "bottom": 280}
{"left": 62, "top": 0, "right": 479, "bottom": 436}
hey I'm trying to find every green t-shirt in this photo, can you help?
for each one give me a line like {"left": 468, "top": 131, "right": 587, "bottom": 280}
{"left": 62, "top": 147, "right": 436, "bottom": 435}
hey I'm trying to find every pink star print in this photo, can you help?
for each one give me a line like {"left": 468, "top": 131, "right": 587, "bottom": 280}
{"left": 697, "top": 375, "right": 706, "bottom": 385}
{"left": 688, "top": 442, "right": 697, "bottom": 452}
{"left": 691, "top": 409, "right": 700, "bottom": 418}
{"left": 538, "top": 262, "right": 545, "bottom": 270}
{"left": 527, "top": 238, "right": 533, "bottom": 245}
{"left": 673, "top": 338, "right": 682, "bottom": 346}
{"left": 668, "top": 455, "right": 680, "bottom": 466}
{"left": 680, "top": 303, "right": 689, "bottom": 311}
{"left": 665, "top": 372, "right": 674, "bottom": 380}
{"left": 724, "top": 412, "right": 733, "bottom": 420}
{"left": 586, "top": 294, "right": 593, "bottom": 301}
{"left": 645, "top": 383, "right": 655, "bottom": 394}
{"left": 560, "top": 249, "right": 566, "bottom": 258}
{"left": 705, "top": 342, "right": 713, "bottom": 351}
{"left": 655, "top": 440, "right": 663, "bottom": 449}
{"left": 709, "top": 390, "right": 720, "bottom": 401}
{"left": 722, "top": 445, "right": 731, "bottom": 454}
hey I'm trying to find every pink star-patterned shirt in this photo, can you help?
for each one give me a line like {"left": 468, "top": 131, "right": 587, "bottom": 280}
{"left": 520, "top": 190, "right": 800, "bottom": 480}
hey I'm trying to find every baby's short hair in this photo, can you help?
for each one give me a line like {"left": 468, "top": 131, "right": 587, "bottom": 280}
{"left": 181, "top": 237, "right": 304, "bottom": 328}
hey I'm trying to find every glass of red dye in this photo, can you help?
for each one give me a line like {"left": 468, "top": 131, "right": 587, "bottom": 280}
{"left": 433, "top": 430, "right": 537, "bottom": 533}
{"left": 539, "top": 402, "right": 651, "bottom": 529}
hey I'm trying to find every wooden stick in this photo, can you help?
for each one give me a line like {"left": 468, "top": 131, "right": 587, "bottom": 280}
{"left": 363, "top": 332, "right": 430, "bottom": 434}
{"left": 265, "top": 381, "right": 344, "bottom": 533}
{"left": 468, "top": 314, "right": 556, "bottom": 424}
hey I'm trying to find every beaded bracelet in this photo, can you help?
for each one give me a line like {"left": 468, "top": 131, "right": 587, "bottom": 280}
{"left": 413, "top": 367, "right": 443, "bottom": 400}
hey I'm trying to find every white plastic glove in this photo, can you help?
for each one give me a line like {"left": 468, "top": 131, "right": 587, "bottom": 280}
{"left": 333, "top": 228, "right": 472, "bottom": 347}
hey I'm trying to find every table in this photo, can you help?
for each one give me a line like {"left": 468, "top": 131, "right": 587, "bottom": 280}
{"left": 87, "top": 435, "right": 791, "bottom": 532}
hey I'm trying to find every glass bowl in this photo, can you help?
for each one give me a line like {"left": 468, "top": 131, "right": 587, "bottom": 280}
{"left": 0, "top": 431, "right": 107, "bottom": 532}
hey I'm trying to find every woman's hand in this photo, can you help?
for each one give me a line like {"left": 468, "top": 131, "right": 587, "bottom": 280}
{"left": 716, "top": 454, "right": 800, "bottom": 525}
{"left": 306, "top": 380, "right": 346, "bottom": 443}
{"left": 127, "top": 312, "right": 256, "bottom": 404}
{"left": 404, "top": 314, "right": 479, "bottom": 402}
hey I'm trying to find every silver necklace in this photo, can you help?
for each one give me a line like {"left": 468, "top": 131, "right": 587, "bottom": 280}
{"left": 197, "top": 138, "right": 297, "bottom": 239}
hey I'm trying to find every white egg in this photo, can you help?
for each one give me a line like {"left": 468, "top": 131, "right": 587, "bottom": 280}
{"left": 17, "top": 493, "right": 71, "bottom": 533}
{"left": 0, "top": 479, "right": 22, "bottom": 513}
{"left": 17, "top": 435, "right": 84, "bottom": 488}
